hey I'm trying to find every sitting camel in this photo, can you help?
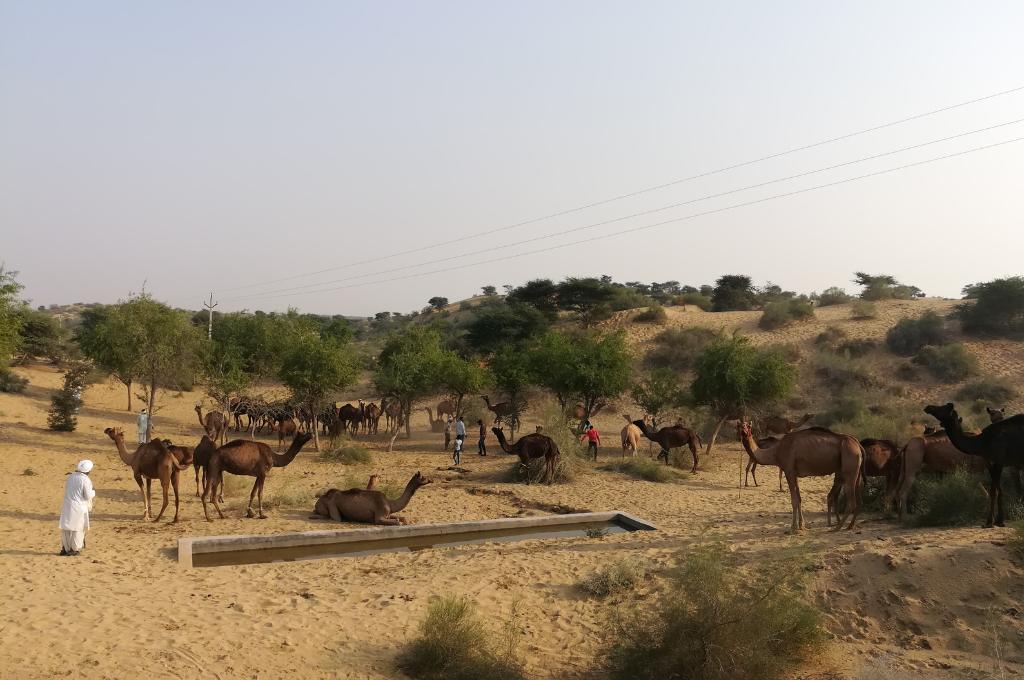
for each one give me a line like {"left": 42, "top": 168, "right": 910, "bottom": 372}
{"left": 632, "top": 419, "right": 702, "bottom": 471}
{"left": 620, "top": 415, "right": 641, "bottom": 457}
{"left": 491, "top": 427, "right": 561, "bottom": 484}
{"left": 104, "top": 427, "right": 191, "bottom": 523}
{"left": 737, "top": 422, "right": 864, "bottom": 533}
{"left": 195, "top": 404, "right": 228, "bottom": 445}
{"left": 201, "top": 432, "right": 313, "bottom": 521}
{"left": 311, "top": 472, "right": 431, "bottom": 524}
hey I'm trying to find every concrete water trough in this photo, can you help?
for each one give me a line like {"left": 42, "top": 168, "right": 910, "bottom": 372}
{"left": 178, "top": 511, "right": 657, "bottom": 568}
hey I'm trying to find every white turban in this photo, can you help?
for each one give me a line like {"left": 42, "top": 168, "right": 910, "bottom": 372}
{"left": 76, "top": 460, "right": 94, "bottom": 474}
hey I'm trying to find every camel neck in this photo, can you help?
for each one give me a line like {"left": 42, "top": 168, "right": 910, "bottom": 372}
{"left": 272, "top": 439, "right": 306, "bottom": 467}
{"left": 741, "top": 433, "right": 776, "bottom": 465}
{"left": 389, "top": 480, "right": 419, "bottom": 512}
{"left": 942, "top": 418, "right": 985, "bottom": 457}
{"left": 111, "top": 435, "right": 137, "bottom": 468}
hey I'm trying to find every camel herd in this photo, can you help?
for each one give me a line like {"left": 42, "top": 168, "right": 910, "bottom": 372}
{"left": 98, "top": 392, "right": 1024, "bottom": 534}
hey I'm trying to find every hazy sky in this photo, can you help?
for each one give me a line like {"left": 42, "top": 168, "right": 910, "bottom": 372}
{"left": 2, "top": 1, "right": 1023, "bottom": 316}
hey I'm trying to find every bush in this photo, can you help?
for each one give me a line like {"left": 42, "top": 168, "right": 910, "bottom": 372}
{"left": 850, "top": 301, "right": 877, "bottom": 319}
{"left": 578, "top": 558, "right": 647, "bottom": 597}
{"left": 643, "top": 327, "right": 717, "bottom": 372}
{"left": 913, "top": 344, "right": 977, "bottom": 382}
{"left": 814, "top": 352, "right": 875, "bottom": 393}
{"left": 908, "top": 468, "right": 1024, "bottom": 527}
{"left": 885, "top": 311, "right": 946, "bottom": 355}
{"left": 955, "top": 378, "right": 1017, "bottom": 406}
{"left": 957, "top": 276, "right": 1024, "bottom": 337}
{"left": 601, "top": 458, "right": 680, "bottom": 482}
{"left": 634, "top": 305, "right": 668, "bottom": 324}
{"left": 605, "top": 544, "right": 824, "bottom": 680}
{"left": 47, "top": 362, "right": 89, "bottom": 432}
{"left": 838, "top": 339, "right": 876, "bottom": 358}
{"left": 758, "top": 299, "right": 814, "bottom": 330}
{"left": 894, "top": 364, "right": 919, "bottom": 382}
{"left": 319, "top": 436, "right": 373, "bottom": 464}
{"left": 0, "top": 367, "right": 27, "bottom": 393}
{"left": 814, "top": 326, "right": 847, "bottom": 349}
{"left": 672, "top": 292, "right": 712, "bottom": 311}
{"left": 505, "top": 405, "right": 587, "bottom": 484}
{"left": 816, "top": 286, "right": 852, "bottom": 306}
{"left": 399, "top": 596, "right": 525, "bottom": 680}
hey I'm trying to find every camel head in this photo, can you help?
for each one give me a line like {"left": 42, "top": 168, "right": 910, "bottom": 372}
{"left": 924, "top": 403, "right": 959, "bottom": 427}
{"left": 409, "top": 471, "right": 432, "bottom": 489}
{"left": 367, "top": 474, "right": 380, "bottom": 490}
{"left": 294, "top": 432, "right": 314, "bottom": 448}
{"left": 194, "top": 404, "right": 202, "bottom": 412}
{"left": 736, "top": 421, "right": 754, "bottom": 440}
{"left": 103, "top": 426, "right": 124, "bottom": 441}
{"left": 987, "top": 406, "right": 1005, "bottom": 423}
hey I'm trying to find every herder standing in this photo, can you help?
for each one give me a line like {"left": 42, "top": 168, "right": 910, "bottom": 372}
{"left": 59, "top": 460, "right": 96, "bottom": 556}
{"left": 137, "top": 408, "right": 150, "bottom": 444}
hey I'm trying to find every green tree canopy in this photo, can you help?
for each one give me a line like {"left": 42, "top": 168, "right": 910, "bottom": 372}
{"left": 530, "top": 330, "right": 631, "bottom": 425}
{"left": 279, "top": 333, "right": 356, "bottom": 450}
{"left": 853, "top": 272, "right": 923, "bottom": 300}
{"left": 437, "top": 352, "right": 489, "bottom": 417}
{"left": 464, "top": 302, "right": 551, "bottom": 354}
{"left": 711, "top": 275, "right": 757, "bottom": 311}
{"left": 506, "top": 279, "right": 559, "bottom": 318}
{"left": 631, "top": 369, "right": 688, "bottom": 426}
{"left": 555, "top": 277, "right": 617, "bottom": 326}
{"left": 0, "top": 265, "right": 25, "bottom": 365}
{"left": 374, "top": 326, "right": 448, "bottom": 437}
{"left": 956, "top": 276, "right": 1024, "bottom": 337}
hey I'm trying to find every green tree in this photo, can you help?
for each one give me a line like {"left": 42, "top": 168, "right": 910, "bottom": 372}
{"left": 437, "top": 352, "right": 489, "bottom": 417}
{"left": 428, "top": 296, "right": 449, "bottom": 311}
{"left": 15, "top": 308, "right": 67, "bottom": 364}
{"left": 956, "top": 276, "right": 1024, "bottom": 337}
{"left": 0, "top": 265, "right": 25, "bottom": 365}
{"left": 464, "top": 303, "right": 550, "bottom": 354}
{"left": 555, "top": 277, "right": 617, "bottom": 326}
{"left": 530, "top": 330, "right": 631, "bottom": 428}
{"left": 691, "top": 336, "right": 795, "bottom": 456}
{"left": 279, "top": 334, "right": 356, "bottom": 451}
{"left": 631, "top": 370, "right": 687, "bottom": 427}
{"left": 47, "top": 362, "right": 90, "bottom": 432}
{"left": 853, "top": 272, "right": 923, "bottom": 300}
{"left": 711, "top": 275, "right": 757, "bottom": 311}
{"left": 506, "top": 279, "right": 559, "bottom": 318}
{"left": 75, "top": 305, "right": 141, "bottom": 410}
{"left": 374, "top": 326, "right": 447, "bottom": 438}
{"left": 481, "top": 285, "right": 497, "bottom": 296}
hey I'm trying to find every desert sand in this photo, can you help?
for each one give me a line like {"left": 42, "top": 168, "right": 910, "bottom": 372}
{"left": 2, "top": 309, "right": 1023, "bottom": 679}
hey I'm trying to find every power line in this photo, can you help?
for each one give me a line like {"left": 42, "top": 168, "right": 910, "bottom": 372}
{"left": 223, "top": 118, "right": 1024, "bottom": 302}
{"left": 230, "top": 136, "right": 1023, "bottom": 303}
{"left": 218, "top": 83, "right": 1024, "bottom": 295}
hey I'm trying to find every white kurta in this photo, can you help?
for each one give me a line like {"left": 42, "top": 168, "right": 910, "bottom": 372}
{"left": 59, "top": 472, "right": 96, "bottom": 532}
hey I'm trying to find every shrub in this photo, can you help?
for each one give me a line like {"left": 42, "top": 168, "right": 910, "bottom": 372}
{"left": 0, "top": 367, "right": 27, "bottom": 393}
{"left": 601, "top": 458, "right": 680, "bottom": 482}
{"left": 814, "top": 352, "right": 875, "bottom": 393}
{"left": 399, "top": 596, "right": 525, "bottom": 680}
{"left": 910, "top": 468, "right": 1002, "bottom": 527}
{"left": 850, "top": 301, "right": 877, "bottom": 319}
{"left": 913, "top": 344, "right": 977, "bottom": 382}
{"left": 634, "top": 305, "right": 668, "bottom": 324}
{"left": 957, "top": 276, "right": 1024, "bottom": 337}
{"left": 505, "top": 405, "right": 587, "bottom": 484}
{"left": 673, "top": 292, "right": 712, "bottom": 311}
{"left": 816, "top": 286, "right": 852, "bottom": 306}
{"left": 885, "top": 311, "right": 946, "bottom": 355}
{"left": 955, "top": 377, "right": 1017, "bottom": 406}
{"left": 814, "top": 326, "right": 847, "bottom": 349}
{"left": 838, "top": 339, "right": 876, "bottom": 358}
{"left": 47, "top": 362, "right": 89, "bottom": 432}
{"left": 854, "top": 272, "right": 923, "bottom": 301}
{"left": 758, "top": 299, "right": 814, "bottom": 330}
{"left": 1012, "top": 523, "right": 1024, "bottom": 562}
{"left": 894, "top": 364, "right": 919, "bottom": 381}
{"left": 319, "top": 436, "right": 373, "bottom": 464}
{"left": 643, "top": 327, "right": 717, "bottom": 372}
{"left": 578, "top": 558, "right": 647, "bottom": 597}
{"left": 22, "top": 467, "right": 36, "bottom": 476}
{"left": 606, "top": 544, "right": 824, "bottom": 680}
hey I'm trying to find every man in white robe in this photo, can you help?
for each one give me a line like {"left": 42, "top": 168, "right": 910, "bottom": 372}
{"left": 59, "top": 460, "right": 96, "bottom": 556}
{"left": 137, "top": 409, "right": 150, "bottom": 444}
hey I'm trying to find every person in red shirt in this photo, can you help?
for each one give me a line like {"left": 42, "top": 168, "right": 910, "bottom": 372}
{"left": 580, "top": 422, "right": 601, "bottom": 460}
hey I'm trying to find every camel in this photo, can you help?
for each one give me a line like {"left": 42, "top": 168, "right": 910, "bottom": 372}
{"left": 275, "top": 417, "right": 298, "bottom": 451}
{"left": 925, "top": 403, "right": 1024, "bottom": 527}
{"left": 737, "top": 422, "right": 865, "bottom": 533}
{"left": 190, "top": 435, "right": 224, "bottom": 502}
{"left": 894, "top": 429, "right": 984, "bottom": 520}
{"left": 381, "top": 399, "right": 403, "bottom": 433}
{"left": 201, "top": 432, "right": 313, "bottom": 521}
{"left": 762, "top": 413, "right": 814, "bottom": 436}
{"left": 423, "top": 407, "right": 446, "bottom": 433}
{"left": 364, "top": 402, "right": 381, "bottom": 434}
{"left": 481, "top": 395, "right": 514, "bottom": 424}
{"left": 741, "top": 433, "right": 780, "bottom": 488}
{"left": 104, "top": 427, "right": 191, "bottom": 523}
{"left": 632, "top": 419, "right": 702, "bottom": 472}
{"left": 987, "top": 406, "right": 1005, "bottom": 423}
{"left": 311, "top": 472, "right": 431, "bottom": 524}
{"left": 620, "top": 415, "right": 641, "bottom": 456}
{"left": 436, "top": 399, "right": 455, "bottom": 420}
{"left": 195, "top": 404, "right": 227, "bottom": 445}
{"left": 859, "top": 438, "right": 901, "bottom": 511}
{"left": 491, "top": 427, "right": 560, "bottom": 484}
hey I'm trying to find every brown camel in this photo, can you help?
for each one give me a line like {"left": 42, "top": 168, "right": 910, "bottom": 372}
{"left": 195, "top": 404, "right": 227, "bottom": 445}
{"left": 275, "top": 417, "right": 298, "bottom": 451}
{"left": 311, "top": 472, "right": 431, "bottom": 524}
{"left": 190, "top": 435, "right": 224, "bottom": 502}
{"left": 737, "top": 422, "right": 864, "bottom": 533}
{"left": 987, "top": 406, "right": 1005, "bottom": 423}
{"left": 364, "top": 402, "right": 382, "bottom": 434}
{"left": 859, "top": 438, "right": 901, "bottom": 512}
{"left": 925, "top": 403, "right": 1024, "bottom": 527}
{"left": 436, "top": 399, "right": 455, "bottom": 420}
{"left": 381, "top": 399, "right": 403, "bottom": 432}
{"left": 481, "top": 395, "right": 514, "bottom": 424}
{"left": 894, "top": 429, "right": 986, "bottom": 520}
{"left": 201, "top": 432, "right": 313, "bottom": 521}
{"left": 632, "top": 419, "right": 702, "bottom": 472}
{"left": 104, "top": 427, "right": 191, "bottom": 523}
{"left": 740, "top": 432, "right": 780, "bottom": 488}
{"left": 491, "top": 427, "right": 561, "bottom": 484}
{"left": 620, "top": 415, "right": 641, "bottom": 456}
{"left": 762, "top": 413, "right": 814, "bottom": 436}
{"left": 423, "top": 407, "right": 446, "bottom": 433}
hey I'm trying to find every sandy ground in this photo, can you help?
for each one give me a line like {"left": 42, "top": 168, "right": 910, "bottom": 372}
{"left": 2, "top": 362, "right": 1023, "bottom": 680}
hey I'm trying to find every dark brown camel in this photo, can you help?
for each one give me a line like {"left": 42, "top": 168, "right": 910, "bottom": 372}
{"left": 191, "top": 435, "right": 223, "bottom": 502}
{"left": 738, "top": 422, "right": 864, "bottom": 532}
{"left": 632, "top": 419, "right": 702, "bottom": 472}
{"left": 925, "top": 403, "right": 1024, "bottom": 527}
{"left": 195, "top": 404, "right": 227, "bottom": 445}
{"left": 436, "top": 399, "right": 456, "bottom": 420}
{"left": 311, "top": 472, "right": 431, "bottom": 524}
{"left": 104, "top": 427, "right": 191, "bottom": 522}
{"left": 201, "top": 432, "right": 313, "bottom": 521}
{"left": 859, "top": 438, "right": 901, "bottom": 512}
{"left": 481, "top": 395, "right": 514, "bottom": 424}
{"left": 491, "top": 427, "right": 560, "bottom": 484}
{"left": 275, "top": 417, "right": 297, "bottom": 451}
{"left": 894, "top": 429, "right": 985, "bottom": 520}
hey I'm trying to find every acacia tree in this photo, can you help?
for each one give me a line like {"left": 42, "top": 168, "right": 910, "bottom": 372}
{"left": 488, "top": 344, "right": 532, "bottom": 436}
{"left": 630, "top": 369, "right": 687, "bottom": 428}
{"left": 76, "top": 305, "right": 142, "bottom": 410}
{"left": 0, "top": 266, "right": 25, "bottom": 367}
{"left": 691, "top": 336, "right": 794, "bottom": 457}
{"left": 437, "top": 352, "right": 489, "bottom": 417}
{"left": 279, "top": 333, "right": 355, "bottom": 451}
{"left": 374, "top": 326, "right": 447, "bottom": 438}
{"left": 530, "top": 330, "right": 631, "bottom": 430}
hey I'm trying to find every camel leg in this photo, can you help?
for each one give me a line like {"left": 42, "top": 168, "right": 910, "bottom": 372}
{"left": 245, "top": 478, "right": 259, "bottom": 518}
{"left": 778, "top": 468, "right": 784, "bottom": 492}
{"left": 658, "top": 448, "right": 668, "bottom": 465}
{"left": 171, "top": 471, "right": 181, "bottom": 523}
{"left": 689, "top": 440, "right": 699, "bottom": 473}
{"left": 844, "top": 470, "right": 862, "bottom": 530}
{"left": 825, "top": 474, "right": 842, "bottom": 528}
{"left": 546, "top": 456, "right": 556, "bottom": 485}
{"left": 784, "top": 471, "right": 803, "bottom": 534}
{"left": 987, "top": 464, "right": 1004, "bottom": 527}
{"left": 327, "top": 500, "right": 342, "bottom": 522}
{"left": 256, "top": 477, "right": 267, "bottom": 519}
{"left": 153, "top": 473, "right": 170, "bottom": 522}
{"left": 194, "top": 465, "right": 202, "bottom": 497}
{"left": 135, "top": 474, "right": 150, "bottom": 520}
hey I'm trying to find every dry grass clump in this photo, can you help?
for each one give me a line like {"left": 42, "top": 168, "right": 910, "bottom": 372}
{"left": 0, "top": 368, "right": 28, "bottom": 393}
{"left": 909, "top": 469, "right": 1024, "bottom": 527}
{"left": 955, "top": 377, "right": 1017, "bottom": 406}
{"left": 601, "top": 457, "right": 682, "bottom": 482}
{"left": 758, "top": 299, "right": 814, "bottom": 330}
{"left": 885, "top": 311, "right": 946, "bottom": 355}
{"left": 221, "top": 475, "right": 312, "bottom": 509}
{"left": 912, "top": 343, "right": 978, "bottom": 382}
{"left": 578, "top": 557, "right": 647, "bottom": 597}
{"left": 633, "top": 305, "right": 668, "bottom": 324}
{"left": 605, "top": 544, "right": 824, "bottom": 680}
{"left": 850, "top": 300, "right": 877, "bottom": 319}
{"left": 399, "top": 596, "right": 525, "bottom": 680}
{"left": 319, "top": 435, "right": 373, "bottom": 464}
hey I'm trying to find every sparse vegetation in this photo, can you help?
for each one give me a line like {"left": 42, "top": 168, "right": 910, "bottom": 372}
{"left": 601, "top": 457, "right": 680, "bottom": 482}
{"left": 910, "top": 468, "right": 991, "bottom": 527}
{"left": 850, "top": 300, "right": 877, "bottom": 319}
{"left": 633, "top": 305, "right": 667, "bottom": 324}
{"left": 22, "top": 467, "right": 36, "bottom": 476}
{"left": 957, "top": 276, "right": 1024, "bottom": 337}
{"left": 913, "top": 343, "right": 977, "bottom": 382}
{"left": 815, "top": 286, "right": 852, "bottom": 306}
{"left": 643, "top": 327, "right": 717, "bottom": 372}
{"left": 885, "top": 311, "right": 947, "bottom": 355}
{"left": 758, "top": 298, "right": 814, "bottom": 330}
{"left": 577, "top": 557, "right": 646, "bottom": 597}
{"left": 955, "top": 378, "right": 1016, "bottom": 406}
{"left": 319, "top": 436, "right": 373, "bottom": 464}
{"left": 399, "top": 596, "right": 525, "bottom": 680}
{"left": 0, "top": 368, "right": 28, "bottom": 393}
{"left": 605, "top": 544, "right": 824, "bottom": 680}
{"left": 814, "top": 326, "right": 847, "bottom": 349}
{"left": 585, "top": 527, "right": 608, "bottom": 539}
{"left": 673, "top": 292, "right": 712, "bottom": 310}
{"left": 814, "top": 351, "right": 876, "bottom": 393}
{"left": 854, "top": 272, "right": 923, "bottom": 301}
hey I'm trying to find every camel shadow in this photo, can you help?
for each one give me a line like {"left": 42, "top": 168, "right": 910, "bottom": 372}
{"left": 0, "top": 508, "right": 138, "bottom": 522}
{"left": 0, "top": 548, "right": 58, "bottom": 557}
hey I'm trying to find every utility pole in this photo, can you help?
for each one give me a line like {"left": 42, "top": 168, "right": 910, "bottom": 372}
{"left": 203, "top": 293, "right": 218, "bottom": 340}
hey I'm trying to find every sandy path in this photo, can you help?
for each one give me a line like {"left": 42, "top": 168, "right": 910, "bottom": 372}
{"left": 2, "top": 364, "right": 1022, "bottom": 679}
